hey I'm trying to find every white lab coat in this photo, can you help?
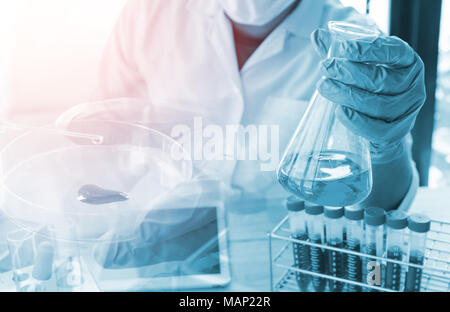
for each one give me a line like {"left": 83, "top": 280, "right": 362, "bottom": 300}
{"left": 93, "top": 0, "right": 418, "bottom": 209}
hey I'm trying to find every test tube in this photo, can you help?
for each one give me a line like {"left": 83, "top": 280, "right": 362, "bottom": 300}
{"left": 50, "top": 219, "right": 85, "bottom": 292}
{"left": 363, "top": 207, "right": 386, "bottom": 291}
{"left": 286, "top": 196, "right": 310, "bottom": 291}
{"left": 31, "top": 242, "right": 55, "bottom": 292}
{"left": 324, "top": 206, "right": 345, "bottom": 292}
{"left": 385, "top": 211, "right": 408, "bottom": 291}
{"left": 404, "top": 214, "right": 430, "bottom": 292}
{"left": 7, "top": 229, "right": 36, "bottom": 291}
{"left": 305, "top": 202, "right": 326, "bottom": 292}
{"left": 7, "top": 228, "right": 57, "bottom": 292}
{"left": 344, "top": 206, "right": 364, "bottom": 292}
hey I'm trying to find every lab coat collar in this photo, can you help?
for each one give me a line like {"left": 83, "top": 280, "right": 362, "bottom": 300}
{"left": 187, "top": 0, "right": 221, "bottom": 17}
{"left": 241, "top": 28, "right": 288, "bottom": 72}
{"left": 188, "top": 0, "right": 326, "bottom": 33}
{"left": 186, "top": 0, "right": 325, "bottom": 73}
{"left": 282, "top": 0, "right": 326, "bottom": 38}
{"left": 188, "top": 0, "right": 326, "bottom": 38}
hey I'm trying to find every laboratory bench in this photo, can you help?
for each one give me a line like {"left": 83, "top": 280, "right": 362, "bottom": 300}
{"left": 0, "top": 181, "right": 449, "bottom": 291}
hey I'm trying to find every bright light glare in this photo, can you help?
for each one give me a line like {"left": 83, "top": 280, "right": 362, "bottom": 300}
{"left": 0, "top": 0, "right": 126, "bottom": 121}
{"left": 440, "top": 0, "right": 450, "bottom": 51}
{"left": 0, "top": 2, "right": 20, "bottom": 118}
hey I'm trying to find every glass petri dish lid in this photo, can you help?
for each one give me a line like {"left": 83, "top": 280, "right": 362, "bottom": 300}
{"left": 0, "top": 120, "right": 193, "bottom": 243}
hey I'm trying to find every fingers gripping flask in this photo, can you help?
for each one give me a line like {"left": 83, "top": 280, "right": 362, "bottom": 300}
{"left": 277, "top": 22, "right": 380, "bottom": 207}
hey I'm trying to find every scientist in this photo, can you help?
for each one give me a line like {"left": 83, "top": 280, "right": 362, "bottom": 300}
{"left": 67, "top": 0, "right": 425, "bottom": 268}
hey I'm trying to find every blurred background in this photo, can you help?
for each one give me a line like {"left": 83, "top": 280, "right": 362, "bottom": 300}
{"left": 0, "top": 0, "right": 449, "bottom": 188}
{"left": 0, "top": 0, "right": 127, "bottom": 122}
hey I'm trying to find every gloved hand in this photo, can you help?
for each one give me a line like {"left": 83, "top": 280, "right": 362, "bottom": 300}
{"left": 311, "top": 28, "right": 426, "bottom": 163}
{"left": 93, "top": 180, "right": 224, "bottom": 271}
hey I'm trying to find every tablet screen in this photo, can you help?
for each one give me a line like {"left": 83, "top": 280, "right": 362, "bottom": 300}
{"left": 134, "top": 206, "right": 221, "bottom": 277}
{"left": 89, "top": 206, "right": 228, "bottom": 290}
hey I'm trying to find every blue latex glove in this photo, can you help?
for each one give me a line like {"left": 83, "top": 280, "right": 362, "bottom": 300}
{"left": 311, "top": 28, "right": 426, "bottom": 163}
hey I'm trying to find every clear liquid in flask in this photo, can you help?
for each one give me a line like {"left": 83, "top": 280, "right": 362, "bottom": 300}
{"left": 278, "top": 150, "right": 371, "bottom": 207}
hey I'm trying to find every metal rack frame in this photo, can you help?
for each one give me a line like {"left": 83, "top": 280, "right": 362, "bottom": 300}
{"left": 269, "top": 215, "right": 450, "bottom": 292}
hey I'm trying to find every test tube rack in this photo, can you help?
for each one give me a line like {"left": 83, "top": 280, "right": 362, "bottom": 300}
{"left": 269, "top": 215, "right": 450, "bottom": 292}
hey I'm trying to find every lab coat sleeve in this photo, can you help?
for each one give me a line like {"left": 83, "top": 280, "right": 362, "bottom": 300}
{"left": 395, "top": 134, "right": 420, "bottom": 212}
{"left": 91, "top": 0, "right": 150, "bottom": 101}
{"left": 396, "top": 159, "right": 419, "bottom": 212}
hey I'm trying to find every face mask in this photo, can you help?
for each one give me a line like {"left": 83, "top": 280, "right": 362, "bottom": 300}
{"left": 219, "top": 0, "right": 296, "bottom": 26}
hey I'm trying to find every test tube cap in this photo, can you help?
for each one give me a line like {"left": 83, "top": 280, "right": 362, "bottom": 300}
{"left": 408, "top": 213, "right": 431, "bottom": 233}
{"left": 344, "top": 206, "right": 364, "bottom": 221}
{"left": 386, "top": 210, "right": 408, "bottom": 229}
{"left": 285, "top": 196, "right": 305, "bottom": 212}
{"left": 324, "top": 206, "right": 344, "bottom": 219}
{"left": 305, "top": 202, "right": 324, "bottom": 215}
{"left": 364, "top": 207, "right": 386, "bottom": 226}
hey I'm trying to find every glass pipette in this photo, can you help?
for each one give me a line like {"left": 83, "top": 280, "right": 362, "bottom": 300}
{"left": 0, "top": 121, "right": 104, "bottom": 145}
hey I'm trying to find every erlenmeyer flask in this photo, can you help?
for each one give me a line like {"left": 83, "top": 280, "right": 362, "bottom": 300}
{"left": 278, "top": 21, "right": 381, "bottom": 207}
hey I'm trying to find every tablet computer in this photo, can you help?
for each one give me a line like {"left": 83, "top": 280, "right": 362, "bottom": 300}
{"left": 86, "top": 203, "right": 231, "bottom": 291}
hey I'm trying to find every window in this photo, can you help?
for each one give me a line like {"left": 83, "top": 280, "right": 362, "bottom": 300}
{"left": 430, "top": 0, "right": 450, "bottom": 187}
{"left": 340, "top": 0, "right": 390, "bottom": 33}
